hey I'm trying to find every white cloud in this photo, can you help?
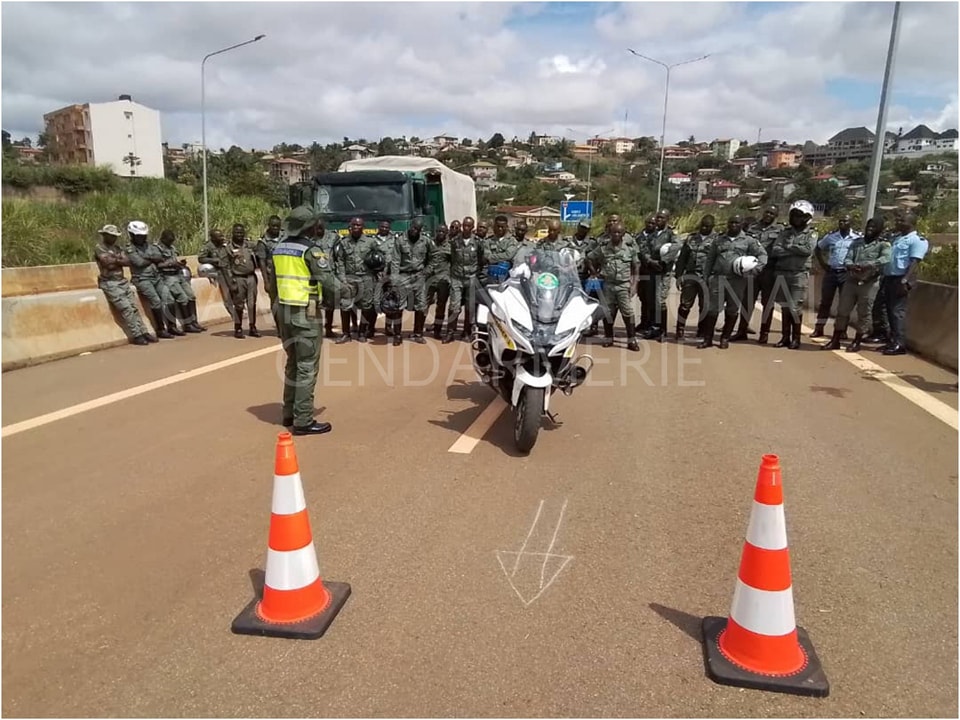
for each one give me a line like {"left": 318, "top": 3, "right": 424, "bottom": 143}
{"left": 1, "top": 2, "right": 956, "bottom": 151}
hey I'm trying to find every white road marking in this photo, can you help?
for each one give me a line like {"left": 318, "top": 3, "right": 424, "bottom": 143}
{"left": 496, "top": 498, "right": 573, "bottom": 607}
{"left": 447, "top": 395, "right": 508, "bottom": 454}
{"left": 769, "top": 308, "right": 958, "bottom": 432}
{"left": 2, "top": 344, "right": 282, "bottom": 438}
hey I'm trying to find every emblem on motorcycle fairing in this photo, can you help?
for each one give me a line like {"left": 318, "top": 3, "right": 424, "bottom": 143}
{"left": 535, "top": 273, "right": 559, "bottom": 290}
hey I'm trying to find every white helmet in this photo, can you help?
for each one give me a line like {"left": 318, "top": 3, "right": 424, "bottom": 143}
{"left": 658, "top": 242, "right": 675, "bottom": 261}
{"left": 733, "top": 255, "right": 760, "bottom": 276}
{"left": 789, "top": 200, "right": 814, "bottom": 218}
{"left": 127, "top": 220, "right": 149, "bottom": 236}
{"left": 197, "top": 262, "right": 218, "bottom": 279}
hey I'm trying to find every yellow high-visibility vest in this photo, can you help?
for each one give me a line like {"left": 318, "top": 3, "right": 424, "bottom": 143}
{"left": 272, "top": 238, "right": 320, "bottom": 307}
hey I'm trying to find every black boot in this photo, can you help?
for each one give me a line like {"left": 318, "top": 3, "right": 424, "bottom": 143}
{"left": 392, "top": 318, "right": 403, "bottom": 346}
{"left": 698, "top": 313, "right": 717, "bottom": 348}
{"left": 131, "top": 335, "right": 150, "bottom": 346}
{"left": 810, "top": 323, "right": 825, "bottom": 339}
{"left": 774, "top": 313, "right": 792, "bottom": 348}
{"left": 150, "top": 308, "right": 174, "bottom": 339}
{"left": 249, "top": 323, "right": 261, "bottom": 338}
{"left": 179, "top": 303, "right": 202, "bottom": 333}
{"left": 627, "top": 324, "right": 640, "bottom": 352}
{"left": 602, "top": 319, "right": 614, "bottom": 348}
{"left": 718, "top": 314, "right": 737, "bottom": 349}
{"left": 432, "top": 321, "right": 443, "bottom": 340}
{"left": 822, "top": 328, "right": 842, "bottom": 351}
{"left": 324, "top": 308, "right": 336, "bottom": 339}
{"left": 186, "top": 300, "right": 206, "bottom": 331}
{"left": 846, "top": 332, "right": 862, "bottom": 353}
{"left": 412, "top": 311, "right": 427, "bottom": 344}
{"left": 336, "top": 310, "right": 353, "bottom": 344}
{"left": 757, "top": 317, "right": 772, "bottom": 345}
{"left": 675, "top": 319, "right": 686, "bottom": 343}
{"left": 789, "top": 315, "right": 802, "bottom": 350}
{"left": 165, "top": 305, "right": 185, "bottom": 336}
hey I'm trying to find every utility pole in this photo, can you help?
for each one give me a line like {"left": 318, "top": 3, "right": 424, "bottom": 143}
{"left": 864, "top": 2, "right": 902, "bottom": 222}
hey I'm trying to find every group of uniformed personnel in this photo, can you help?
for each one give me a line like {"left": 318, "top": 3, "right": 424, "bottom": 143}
{"left": 94, "top": 221, "right": 206, "bottom": 345}
{"left": 198, "top": 222, "right": 265, "bottom": 339}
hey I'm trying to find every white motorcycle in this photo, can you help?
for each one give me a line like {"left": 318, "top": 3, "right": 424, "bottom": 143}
{"left": 471, "top": 248, "right": 599, "bottom": 454}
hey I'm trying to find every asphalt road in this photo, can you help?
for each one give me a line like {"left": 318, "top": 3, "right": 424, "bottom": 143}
{"left": 2, "top": 306, "right": 958, "bottom": 718}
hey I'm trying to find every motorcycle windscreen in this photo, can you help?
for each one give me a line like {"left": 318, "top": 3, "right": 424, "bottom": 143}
{"left": 524, "top": 249, "right": 583, "bottom": 324}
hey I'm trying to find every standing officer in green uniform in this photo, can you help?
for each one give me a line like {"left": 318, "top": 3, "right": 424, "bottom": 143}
{"left": 94, "top": 224, "right": 156, "bottom": 345}
{"left": 634, "top": 215, "right": 658, "bottom": 334}
{"left": 866, "top": 208, "right": 904, "bottom": 343}
{"left": 480, "top": 214, "right": 520, "bottom": 284}
{"left": 222, "top": 223, "right": 261, "bottom": 339}
{"left": 566, "top": 220, "right": 600, "bottom": 336}
{"left": 699, "top": 215, "right": 767, "bottom": 349}
{"left": 393, "top": 218, "right": 430, "bottom": 345}
{"left": 639, "top": 210, "right": 678, "bottom": 341}
{"left": 673, "top": 214, "right": 716, "bottom": 342}
{"left": 426, "top": 223, "right": 452, "bottom": 339}
{"left": 199, "top": 229, "right": 238, "bottom": 326}
{"left": 371, "top": 220, "right": 399, "bottom": 337}
{"left": 255, "top": 214, "right": 284, "bottom": 329}
{"left": 770, "top": 200, "right": 818, "bottom": 349}
{"left": 822, "top": 216, "right": 891, "bottom": 353}
{"left": 272, "top": 205, "right": 336, "bottom": 436}
{"left": 587, "top": 222, "right": 640, "bottom": 351}
{"left": 156, "top": 229, "right": 204, "bottom": 334}
{"left": 739, "top": 205, "right": 783, "bottom": 342}
{"left": 444, "top": 216, "right": 482, "bottom": 343}
{"left": 334, "top": 217, "right": 378, "bottom": 343}
{"left": 126, "top": 220, "right": 183, "bottom": 338}
{"left": 314, "top": 218, "right": 342, "bottom": 339}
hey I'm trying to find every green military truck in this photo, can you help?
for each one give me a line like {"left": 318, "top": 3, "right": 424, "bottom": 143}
{"left": 289, "top": 156, "right": 478, "bottom": 237}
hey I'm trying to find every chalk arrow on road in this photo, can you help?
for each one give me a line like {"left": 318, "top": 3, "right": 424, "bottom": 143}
{"left": 495, "top": 499, "right": 573, "bottom": 607}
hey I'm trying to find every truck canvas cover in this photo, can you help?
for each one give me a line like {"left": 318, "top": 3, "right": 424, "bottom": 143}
{"left": 337, "top": 156, "right": 478, "bottom": 223}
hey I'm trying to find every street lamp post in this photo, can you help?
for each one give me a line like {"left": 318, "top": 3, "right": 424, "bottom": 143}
{"left": 201, "top": 35, "right": 266, "bottom": 244}
{"left": 627, "top": 49, "right": 711, "bottom": 213}
{"left": 864, "top": 2, "right": 902, "bottom": 222}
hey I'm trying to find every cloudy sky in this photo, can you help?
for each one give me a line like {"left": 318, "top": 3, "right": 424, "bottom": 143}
{"left": 2, "top": 1, "right": 958, "bottom": 151}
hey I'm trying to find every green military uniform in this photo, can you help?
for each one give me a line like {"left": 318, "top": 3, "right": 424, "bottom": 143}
{"left": 587, "top": 241, "right": 639, "bottom": 350}
{"left": 445, "top": 233, "right": 482, "bottom": 342}
{"left": 94, "top": 238, "right": 153, "bottom": 344}
{"left": 638, "top": 226, "right": 678, "bottom": 339}
{"left": 127, "top": 240, "right": 183, "bottom": 337}
{"left": 770, "top": 224, "right": 817, "bottom": 347}
{"left": 426, "top": 236, "right": 452, "bottom": 338}
{"left": 255, "top": 232, "right": 282, "bottom": 304}
{"left": 829, "top": 236, "right": 892, "bottom": 344}
{"left": 272, "top": 206, "right": 338, "bottom": 435}
{"left": 334, "top": 232, "right": 379, "bottom": 341}
{"left": 744, "top": 221, "right": 785, "bottom": 340}
{"left": 314, "top": 229, "right": 341, "bottom": 337}
{"left": 673, "top": 230, "right": 715, "bottom": 339}
{"left": 199, "top": 240, "right": 239, "bottom": 324}
{"left": 371, "top": 231, "right": 398, "bottom": 334}
{"left": 393, "top": 229, "right": 431, "bottom": 343}
{"left": 870, "top": 226, "right": 902, "bottom": 340}
{"left": 221, "top": 239, "right": 260, "bottom": 337}
{"left": 480, "top": 233, "right": 519, "bottom": 284}
{"left": 156, "top": 240, "right": 202, "bottom": 333}
{"left": 701, "top": 231, "right": 767, "bottom": 348}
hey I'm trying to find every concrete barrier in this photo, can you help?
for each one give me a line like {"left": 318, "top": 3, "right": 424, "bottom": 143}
{"left": 804, "top": 267, "right": 958, "bottom": 371}
{"left": 2, "top": 256, "right": 272, "bottom": 371}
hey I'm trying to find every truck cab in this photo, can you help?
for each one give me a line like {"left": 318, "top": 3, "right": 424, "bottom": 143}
{"left": 289, "top": 169, "right": 445, "bottom": 236}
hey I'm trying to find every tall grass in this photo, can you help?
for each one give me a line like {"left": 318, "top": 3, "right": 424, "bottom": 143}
{"left": 2, "top": 178, "right": 283, "bottom": 267}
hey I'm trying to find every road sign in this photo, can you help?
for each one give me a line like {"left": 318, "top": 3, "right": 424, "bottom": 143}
{"left": 560, "top": 200, "right": 593, "bottom": 223}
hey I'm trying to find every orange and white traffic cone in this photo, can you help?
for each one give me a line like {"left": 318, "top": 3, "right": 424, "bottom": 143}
{"left": 701, "top": 454, "right": 829, "bottom": 697}
{"left": 232, "top": 432, "right": 351, "bottom": 640}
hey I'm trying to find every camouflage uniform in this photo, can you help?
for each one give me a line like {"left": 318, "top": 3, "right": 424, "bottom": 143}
{"left": 94, "top": 242, "right": 153, "bottom": 342}
{"left": 220, "top": 239, "right": 260, "bottom": 337}
{"left": 425, "top": 237, "right": 452, "bottom": 337}
{"left": 741, "top": 220, "right": 784, "bottom": 339}
{"left": 127, "top": 241, "right": 182, "bottom": 336}
{"left": 701, "top": 231, "right": 767, "bottom": 348}
{"left": 371, "top": 231, "right": 399, "bottom": 335}
{"left": 314, "top": 229, "right": 341, "bottom": 337}
{"left": 673, "top": 230, "right": 715, "bottom": 339}
{"left": 156, "top": 241, "right": 202, "bottom": 333}
{"left": 587, "top": 241, "right": 639, "bottom": 349}
{"left": 334, "top": 233, "right": 379, "bottom": 341}
{"left": 831, "top": 237, "right": 892, "bottom": 340}
{"left": 770, "top": 225, "right": 818, "bottom": 347}
{"left": 255, "top": 231, "right": 283, "bottom": 325}
{"left": 444, "top": 233, "right": 482, "bottom": 342}
{"left": 393, "top": 230, "right": 431, "bottom": 342}
{"left": 199, "top": 240, "right": 238, "bottom": 324}
{"left": 481, "top": 233, "right": 520, "bottom": 284}
{"left": 638, "top": 226, "right": 678, "bottom": 339}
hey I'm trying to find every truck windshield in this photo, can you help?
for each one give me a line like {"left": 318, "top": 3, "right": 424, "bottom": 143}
{"left": 315, "top": 183, "right": 407, "bottom": 217}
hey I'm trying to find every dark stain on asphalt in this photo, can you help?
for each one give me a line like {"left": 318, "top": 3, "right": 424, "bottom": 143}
{"left": 810, "top": 385, "right": 851, "bottom": 398}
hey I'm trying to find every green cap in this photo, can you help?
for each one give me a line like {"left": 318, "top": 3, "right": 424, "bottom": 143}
{"left": 285, "top": 205, "right": 320, "bottom": 236}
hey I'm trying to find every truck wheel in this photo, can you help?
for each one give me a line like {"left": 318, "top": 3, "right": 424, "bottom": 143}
{"left": 515, "top": 385, "right": 544, "bottom": 454}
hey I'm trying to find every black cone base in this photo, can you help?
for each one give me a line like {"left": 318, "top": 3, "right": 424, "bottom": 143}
{"left": 701, "top": 616, "right": 829, "bottom": 698}
{"left": 231, "top": 581, "right": 351, "bottom": 640}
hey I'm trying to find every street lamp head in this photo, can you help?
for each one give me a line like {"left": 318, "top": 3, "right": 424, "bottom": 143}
{"left": 254, "top": 34, "right": 266, "bottom": 41}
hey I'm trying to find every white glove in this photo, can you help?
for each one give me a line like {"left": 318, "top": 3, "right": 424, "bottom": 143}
{"left": 509, "top": 263, "right": 531, "bottom": 279}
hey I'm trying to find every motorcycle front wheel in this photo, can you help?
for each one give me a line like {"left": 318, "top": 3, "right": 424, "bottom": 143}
{"left": 514, "top": 385, "right": 544, "bottom": 454}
